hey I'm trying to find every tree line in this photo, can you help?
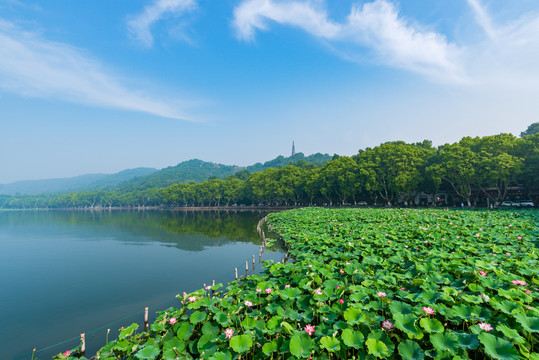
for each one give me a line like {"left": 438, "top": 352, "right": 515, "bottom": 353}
{"left": 1, "top": 131, "right": 538, "bottom": 209}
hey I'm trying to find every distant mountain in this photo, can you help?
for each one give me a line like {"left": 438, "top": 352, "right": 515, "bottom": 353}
{"left": 118, "top": 153, "right": 332, "bottom": 192}
{"left": 118, "top": 159, "right": 240, "bottom": 192}
{"left": 1, "top": 153, "right": 333, "bottom": 195}
{"left": 0, "top": 168, "right": 158, "bottom": 195}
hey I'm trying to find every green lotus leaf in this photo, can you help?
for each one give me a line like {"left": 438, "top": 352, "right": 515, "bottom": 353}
{"left": 513, "top": 312, "right": 539, "bottom": 333}
{"left": 162, "top": 338, "right": 185, "bottom": 353}
{"left": 262, "top": 341, "right": 278, "bottom": 356}
{"left": 289, "top": 333, "right": 314, "bottom": 358}
{"left": 430, "top": 332, "right": 459, "bottom": 354}
{"left": 118, "top": 323, "right": 139, "bottom": 340}
{"left": 162, "top": 348, "right": 180, "bottom": 360}
{"left": 492, "top": 300, "right": 520, "bottom": 315}
{"left": 419, "top": 318, "right": 444, "bottom": 333}
{"left": 455, "top": 332, "right": 479, "bottom": 350}
{"left": 134, "top": 345, "right": 160, "bottom": 360}
{"left": 320, "top": 336, "right": 341, "bottom": 352}
{"left": 341, "top": 328, "right": 364, "bottom": 349}
{"left": 496, "top": 324, "right": 526, "bottom": 344}
{"left": 389, "top": 301, "right": 413, "bottom": 316}
{"left": 344, "top": 307, "right": 366, "bottom": 325}
{"left": 190, "top": 311, "right": 207, "bottom": 324}
{"left": 449, "top": 304, "right": 473, "bottom": 320}
{"left": 113, "top": 339, "right": 131, "bottom": 352}
{"left": 201, "top": 322, "right": 219, "bottom": 337}
{"left": 209, "top": 351, "right": 232, "bottom": 360}
{"left": 176, "top": 322, "right": 194, "bottom": 340}
{"left": 365, "top": 338, "right": 389, "bottom": 358}
{"left": 478, "top": 333, "right": 520, "bottom": 360}
{"left": 229, "top": 334, "right": 253, "bottom": 354}
{"left": 397, "top": 340, "right": 425, "bottom": 360}
{"left": 394, "top": 313, "right": 424, "bottom": 339}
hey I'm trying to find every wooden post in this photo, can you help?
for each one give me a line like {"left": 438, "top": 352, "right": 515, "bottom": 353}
{"left": 144, "top": 306, "right": 149, "bottom": 331}
{"left": 212, "top": 280, "right": 215, "bottom": 286}
{"left": 80, "top": 333, "right": 85, "bottom": 356}
{"left": 235, "top": 268, "right": 238, "bottom": 280}
{"left": 252, "top": 254, "right": 255, "bottom": 270}
{"left": 245, "top": 260, "right": 248, "bottom": 277}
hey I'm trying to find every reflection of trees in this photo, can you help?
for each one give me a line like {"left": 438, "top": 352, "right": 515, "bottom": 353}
{"left": 0, "top": 210, "right": 278, "bottom": 252}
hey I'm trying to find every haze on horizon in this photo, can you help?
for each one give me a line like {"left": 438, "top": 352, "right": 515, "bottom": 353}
{"left": 1, "top": 0, "right": 539, "bottom": 184}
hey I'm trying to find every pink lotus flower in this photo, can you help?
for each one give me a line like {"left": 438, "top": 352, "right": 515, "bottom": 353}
{"left": 404, "top": 245, "right": 409, "bottom": 248}
{"left": 339, "top": 269, "right": 345, "bottom": 274}
{"left": 400, "top": 287, "right": 405, "bottom": 291}
{"left": 422, "top": 307, "right": 435, "bottom": 315}
{"left": 64, "top": 350, "right": 70, "bottom": 356}
{"left": 308, "top": 265, "right": 313, "bottom": 268}
{"left": 479, "top": 322, "right": 493, "bottom": 332}
{"left": 377, "top": 291, "right": 387, "bottom": 297}
{"left": 346, "top": 262, "right": 351, "bottom": 265}
{"left": 512, "top": 280, "right": 528, "bottom": 286}
{"left": 339, "top": 299, "right": 344, "bottom": 304}
{"left": 265, "top": 288, "right": 272, "bottom": 294}
{"left": 506, "top": 252, "right": 511, "bottom": 256}
{"left": 517, "top": 236, "right": 522, "bottom": 240}
{"left": 256, "top": 289, "right": 262, "bottom": 293}
{"left": 205, "top": 285, "right": 211, "bottom": 290}
{"left": 314, "top": 290, "right": 322, "bottom": 295}
{"left": 304, "top": 324, "right": 315, "bottom": 336}
{"left": 525, "top": 290, "right": 530, "bottom": 294}
{"left": 479, "top": 271, "right": 487, "bottom": 276}
{"left": 387, "top": 240, "right": 391, "bottom": 243}
{"left": 285, "top": 284, "right": 291, "bottom": 288}
{"left": 382, "top": 320, "right": 394, "bottom": 330}
{"left": 224, "top": 328, "right": 234, "bottom": 339}
{"left": 169, "top": 317, "right": 177, "bottom": 325}
{"left": 244, "top": 300, "right": 253, "bottom": 307}
{"left": 188, "top": 296, "right": 197, "bottom": 302}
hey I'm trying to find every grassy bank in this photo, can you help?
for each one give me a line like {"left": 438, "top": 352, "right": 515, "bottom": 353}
{"left": 56, "top": 208, "right": 538, "bottom": 359}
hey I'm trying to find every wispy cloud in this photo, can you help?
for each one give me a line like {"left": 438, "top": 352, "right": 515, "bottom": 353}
{"left": 233, "top": 0, "right": 465, "bottom": 83}
{"left": 463, "top": 0, "right": 539, "bottom": 89}
{"left": 0, "top": 19, "right": 192, "bottom": 120}
{"left": 127, "top": 0, "right": 196, "bottom": 48}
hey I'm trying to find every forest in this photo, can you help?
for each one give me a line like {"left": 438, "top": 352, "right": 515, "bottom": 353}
{"left": 1, "top": 131, "right": 538, "bottom": 209}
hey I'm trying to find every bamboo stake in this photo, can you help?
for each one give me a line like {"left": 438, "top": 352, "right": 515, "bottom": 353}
{"left": 80, "top": 333, "right": 85, "bottom": 356}
{"left": 245, "top": 260, "right": 248, "bottom": 277}
{"left": 235, "top": 268, "right": 238, "bottom": 280}
{"left": 144, "top": 307, "right": 149, "bottom": 331}
{"left": 252, "top": 254, "right": 255, "bottom": 270}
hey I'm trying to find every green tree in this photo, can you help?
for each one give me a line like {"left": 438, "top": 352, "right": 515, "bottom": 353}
{"left": 520, "top": 122, "right": 539, "bottom": 137}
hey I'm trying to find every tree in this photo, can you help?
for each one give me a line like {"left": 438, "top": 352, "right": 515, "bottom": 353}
{"left": 462, "top": 134, "right": 523, "bottom": 204}
{"left": 520, "top": 122, "right": 539, "bottom": 137}
{"left": 356, "top": 142, "right": 428, "bottom": 204}
{"left": 426, "top": 143, "right": 476, "bottom": 206}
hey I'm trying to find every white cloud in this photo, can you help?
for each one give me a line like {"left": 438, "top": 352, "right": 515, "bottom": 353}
{"left": 463, "top": 0, "right": 539, "bottom": 89}
{"left": 127, "top": 0, "right": 196, "bottom": 47}
{"left": 0, "top": 20, "right": 192, "bottom": 120}
{"left": 233, "top": 0, "right": 465, "bottom": 83}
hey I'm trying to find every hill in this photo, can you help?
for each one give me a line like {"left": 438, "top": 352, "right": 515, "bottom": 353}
{"left": 0, "top": 168, "right": 158, "bottom": 195}
{"left": 117, "top": 159, "right": 241, "bottom": 192}
{"left": 1, "top": 153, "right": 333, "bottom": 195}
{"left": 117, "top": 153, "right": 332, "bottom": 192}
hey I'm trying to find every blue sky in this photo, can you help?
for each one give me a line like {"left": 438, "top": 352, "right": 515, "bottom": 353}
{"left": 1, "top": 0, "right": 539, "bottom": 183}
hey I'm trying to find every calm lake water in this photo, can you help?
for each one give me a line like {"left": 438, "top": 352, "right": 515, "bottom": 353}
{"left": 0, "top": 210, "right": 285, "bottom": 360}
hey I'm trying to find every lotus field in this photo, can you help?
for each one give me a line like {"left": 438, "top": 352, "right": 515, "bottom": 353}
{"left": 61, "top": 208, "right": 538, "bottom": 360}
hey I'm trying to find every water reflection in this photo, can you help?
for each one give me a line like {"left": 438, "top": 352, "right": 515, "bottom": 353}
{"left": 0, "top": 210, "right": 284, "bottom": 359}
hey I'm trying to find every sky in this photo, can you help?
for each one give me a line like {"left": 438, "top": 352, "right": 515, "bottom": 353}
{"left": 1, "top": 0, "right": 539, "bottom": 184}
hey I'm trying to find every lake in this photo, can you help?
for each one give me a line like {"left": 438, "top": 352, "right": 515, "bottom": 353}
{"left": 0, "top": 210, "right": 285, "bottom": 359}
